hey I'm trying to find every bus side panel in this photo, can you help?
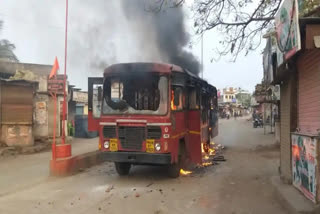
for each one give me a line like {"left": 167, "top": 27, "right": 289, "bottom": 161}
{"left": 170, "top": 111, "right": 187, "bottom": 163}
{"left": 187, "top": 110, "right": 202, "bottom": 164}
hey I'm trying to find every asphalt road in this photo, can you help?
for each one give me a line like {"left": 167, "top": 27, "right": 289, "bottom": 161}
{"left": 0, "top": 118, "right": 288, "bottom": 214}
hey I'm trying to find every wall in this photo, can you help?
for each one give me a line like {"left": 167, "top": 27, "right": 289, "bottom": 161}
{"left": 48, "top": 96, "right": 62, "bottom": 137}
{"left": 280, "top": 74, "right": 297, "bottom": 183}
{"left": 33, "top": 94, "right": 49, "bottom": 139}
{"left": 1, "top": 125, "right": 33, "bottom": 147}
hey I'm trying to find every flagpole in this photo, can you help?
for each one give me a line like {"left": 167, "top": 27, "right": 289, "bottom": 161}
{"left": 62, "top": 0, "right": 69, "bottom": 144}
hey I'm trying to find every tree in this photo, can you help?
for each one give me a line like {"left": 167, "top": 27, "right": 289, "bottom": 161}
{"left": 152, "top": 0, "right": 320, "bottom": 61}
{"left": 0, "top": 20, "right": 18, "bottom": 62}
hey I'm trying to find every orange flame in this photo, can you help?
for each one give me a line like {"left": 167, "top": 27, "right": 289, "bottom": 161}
{"left": 202, "top": 162, "right": 213, "bottom": 167}
{"left": 180, "top": 169, "right": 192, "bottom": 175}
{"left": 171, "top": 90, "right": 177, "bottom": 110}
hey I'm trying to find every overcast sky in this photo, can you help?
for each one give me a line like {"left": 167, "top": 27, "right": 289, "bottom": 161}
{"left": 0, "top": 0, "right": 264, "bottom": 92}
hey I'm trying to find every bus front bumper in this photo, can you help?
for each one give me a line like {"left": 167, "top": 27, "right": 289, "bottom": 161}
{"left": 101, "top": 152, "right": 171, "bottom": 165}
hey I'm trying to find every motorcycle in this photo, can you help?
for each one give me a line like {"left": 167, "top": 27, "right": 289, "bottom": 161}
{"left": 253, "top": 118, "right": 263, "bottom": 128}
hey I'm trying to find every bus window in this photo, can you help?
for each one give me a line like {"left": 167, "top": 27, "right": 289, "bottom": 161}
{"left": 171, "top": 87, "right": 183, "bottom": 111}
{"left": 201, "top": 94, "right": 208, "bottom": 123}
{"left": 189, "top": 88, "right": 199, "bottom": 110}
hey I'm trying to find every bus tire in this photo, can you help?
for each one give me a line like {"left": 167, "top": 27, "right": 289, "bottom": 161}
{"left": 114, "top": 162, "right": 131, "bottom": 176}
{"left": 168, "top": 163, "right": 180, "bottom": 178}
{"left": 168, "top": 141, "right": 186, "bottom": 178}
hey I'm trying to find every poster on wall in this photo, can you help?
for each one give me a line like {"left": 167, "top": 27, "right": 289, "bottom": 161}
{"left": 35, "top": 102, "right": 47, "bottom": 125}
{"left": 292, "top": 134, "right": 318, "bottom": 202}
{"left": 275, "top": 0, "right": 301, "bottom": 66}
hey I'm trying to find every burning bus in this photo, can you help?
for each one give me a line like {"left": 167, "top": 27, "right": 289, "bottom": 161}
{"left": 88, "top": 63, "right": 218, "bottom": 177}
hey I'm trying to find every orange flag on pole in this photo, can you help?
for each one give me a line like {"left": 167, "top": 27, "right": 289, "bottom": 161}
{"left": 49, "top": 57, "right": 60, "bottom": 79}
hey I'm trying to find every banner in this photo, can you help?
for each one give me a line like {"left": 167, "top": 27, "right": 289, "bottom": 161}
{"left": 275, "top": 0, "right": 301, "bottom": 66}
{"left": 292, "top": 134, "right": 318, "bottom": 203}
{"left": 263, "top": 37, "right": 274, "bottom": 83}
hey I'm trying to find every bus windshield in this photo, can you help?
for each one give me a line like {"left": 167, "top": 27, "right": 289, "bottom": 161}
{"left": 102, "top": 74, "right": 168, "bottom": 115}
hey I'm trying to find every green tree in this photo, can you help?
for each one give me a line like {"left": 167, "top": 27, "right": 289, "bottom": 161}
{"left": 0, "top": 20, "right": 18, "bottom": 62}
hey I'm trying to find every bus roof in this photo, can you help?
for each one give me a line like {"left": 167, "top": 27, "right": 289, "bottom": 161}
{"left": 103, "top": 62, "right": 216, "bottom": 93}
{"left": 104, "top": 62, "right": 184, "bottom": 76}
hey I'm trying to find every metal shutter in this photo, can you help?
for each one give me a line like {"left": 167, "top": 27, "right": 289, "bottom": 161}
{"left": 1, "top": 84, "right": 33, "bottom": 124}
{"left": 297, "top": 50, "right": 320, "bottom": 134}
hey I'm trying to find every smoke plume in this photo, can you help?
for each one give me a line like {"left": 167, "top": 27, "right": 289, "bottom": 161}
{"left": 121, "top": 0, "right": 200, "bottom": 75}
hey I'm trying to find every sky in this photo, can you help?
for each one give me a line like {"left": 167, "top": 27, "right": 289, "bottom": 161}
{"left": 0, "top": 0, "right": 264, "bottom": 93}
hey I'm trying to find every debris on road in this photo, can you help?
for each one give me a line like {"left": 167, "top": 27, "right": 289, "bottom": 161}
{"left": 213, "top": 155, "right": 226, "bottom": 162}
{"left": 146, "top": 182, "right": 154, "bottom": 187}
{"left": 105, "top": 185, "right": 114, "bottom": 193}
{"left": 135, "top": 193, "right": 140, "bottom": 198}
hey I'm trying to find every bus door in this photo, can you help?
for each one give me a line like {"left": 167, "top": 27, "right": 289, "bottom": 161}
{"left": 187, "top": 87, "right": 202, "bottom": 164}
{"left": 88, "top": 77, "right": 103, "bottom": 131}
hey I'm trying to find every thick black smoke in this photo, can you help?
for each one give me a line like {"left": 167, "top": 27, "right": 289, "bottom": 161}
{"left": 121, "top": 0, "right": 200, "bottom": 75}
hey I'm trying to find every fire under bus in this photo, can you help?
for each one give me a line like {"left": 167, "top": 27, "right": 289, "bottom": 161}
{"left": 88, "top": 63, "right": 218, "bottom": 178}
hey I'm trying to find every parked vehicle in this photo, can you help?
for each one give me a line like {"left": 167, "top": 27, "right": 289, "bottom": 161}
{"left": 253, "top": 117, "right": 263, "bottom": 128}
{"left": 88, "top": 63, "right": 219, "bottom": 178}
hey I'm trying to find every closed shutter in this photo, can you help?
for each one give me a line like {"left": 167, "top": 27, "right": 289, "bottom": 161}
{"left": 297, "top": 50, "right": 320, "bottom": 134}
{"left": 1, "top": 84, "right": 33, "bottom": 124}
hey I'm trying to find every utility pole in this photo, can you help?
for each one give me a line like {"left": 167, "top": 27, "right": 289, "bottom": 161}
{"left": 201, "top": 33, "right": 204, "bottom": 79}
{"left": 61, "top": 0, "right": 69, "bottom": 144}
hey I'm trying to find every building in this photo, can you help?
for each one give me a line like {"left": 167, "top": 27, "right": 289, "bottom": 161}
{"left": 218, "top": 87, "right": 251, "bottom": 117}
{"left": 262, "top": 2, "right": 320, "bottom": 203}
{"left": 0, "top": 61, "right": 68, "bottom": 147}
{"left": 222, "top": 87, "right": 237, "bottom": 103}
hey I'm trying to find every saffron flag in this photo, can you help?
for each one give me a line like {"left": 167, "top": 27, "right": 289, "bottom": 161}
{"left": 49, "top": 57, "right": 60, "bottom": 79}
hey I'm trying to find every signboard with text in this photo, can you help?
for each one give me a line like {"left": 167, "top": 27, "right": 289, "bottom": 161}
{"left": 48, "top": 74, "right": 64, "bottom": 95}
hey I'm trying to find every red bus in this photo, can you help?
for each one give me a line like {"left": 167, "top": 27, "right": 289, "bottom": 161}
{"left": 88, "top": 63, "right": 218, "bottom": 177}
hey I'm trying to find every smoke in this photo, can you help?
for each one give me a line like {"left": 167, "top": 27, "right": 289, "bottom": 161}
{"left": 1, "top": 0, "right": 201, "bottom": 91}
{"left": 68, "top": 0, "right": 200, "bottom": 76}
{"left": 120, "top": 0, "right": 200, "bottom": 75}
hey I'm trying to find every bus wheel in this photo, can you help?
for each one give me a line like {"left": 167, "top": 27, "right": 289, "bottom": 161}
{"left": 168, "top": 163, "right": 180, "bottom": 178}
{"left": 168, "top": 143, "right": 186, "bottom": 178}
{"left": 114, "top": 162, "right": 131, "bottom": 176}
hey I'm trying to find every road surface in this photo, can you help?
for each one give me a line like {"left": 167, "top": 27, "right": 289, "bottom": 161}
{"left": 0, "top": 118, "right": 288, "bottom": 214}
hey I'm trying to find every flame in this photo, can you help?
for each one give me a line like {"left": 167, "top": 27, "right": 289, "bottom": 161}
{"left": 204, "top": 155, "right": 210, "bottom": 160}
{"left": 202, "top": 162, "right": 213, "bottom": 167}
{"left": 180, "top": 169, "right": 192, "bottom": 175}
{"left": 208, "top": 148, "right": 216, "bottom": 156}
{"left": 171, "top": 90, "right": 177, "bottom": 110}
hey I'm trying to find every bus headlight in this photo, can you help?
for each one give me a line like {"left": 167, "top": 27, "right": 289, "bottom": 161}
{"left": 104, "top": 141, "right": 110, "bottom": 149}
{"left": 155, "top": 143, "right": 161, "bottom": 151}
